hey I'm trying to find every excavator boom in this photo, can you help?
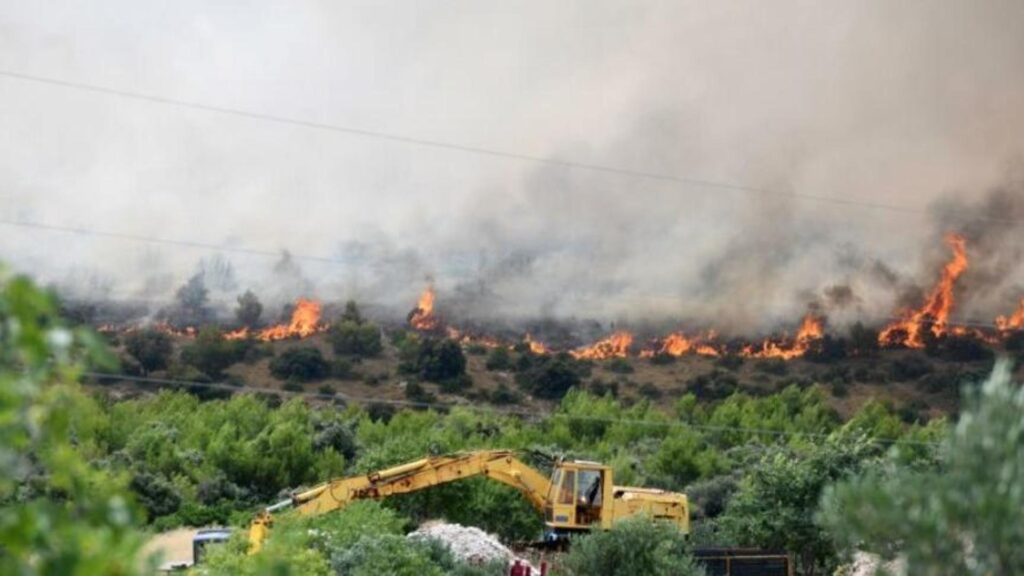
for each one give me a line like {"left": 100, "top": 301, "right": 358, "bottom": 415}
{"left": 246, "top": 449, "right": 687, "bottom": 554}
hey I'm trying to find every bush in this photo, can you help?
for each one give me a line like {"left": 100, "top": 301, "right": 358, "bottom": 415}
{"left": 484, "top": 347, "right": 513, "bottom": 371}
{"left": 687, "top": 369, "right": 739, "bottom": 401}
{"left": 755, "top": 358, "right": 788, "bottom": 376}
{"left": 605, "top": 358, "right": 635, "bottom": 374}
{"left": 180, "top": 327, "right": 244, "bottom": 378}
{"left": 235, "top": 289, "right": 263, "bottom": 327}
{"left": 130, "top": 472, "right": 182, "bottom": 520}
{"left": 638, "top": 382, "right": 662, "bottom": 400}
{"left": 648, "top": 352, "right": 677, "bottom": 366}
{"left": 331, "top": 358, "right": 359, "bottom": 380}
{"left": 404, "top": 381, "right": 436, "bottom": 404}
{"left": 925, "top": 335, "right": 994, "bottom": 363}
{"left": 804, "top": 335, "right": 848, "bottom": 363}
{"left": 563, "top": 518, "right": 703, "bottom": 576}
{"left": 416, "top": 338, "right": 467, "bottom": 382}
{"left": 269, "top": 346, "right": 330, "bottom": 382}
{"left": 714, "top": 354, "right": 744, "bottom": 371}
{"left": 317, "top": 384, "right": 336, "bottom": 396}
{"left": 488, "top": 383, "right": 522, "bottom": 405}
{"left": 515, "top": 353, "right": 585, "bottom": 400}
{"left": 329, "top": 321, "right": 383, "bottom": 358}
{"left": 439, "top": 373, "right": 473, "bottom": 394}
{"left": 888, "top": 354, "right": 933, "bottom": 381}
{"left": 124, "top": 328, "right": 174, "bottom": 374}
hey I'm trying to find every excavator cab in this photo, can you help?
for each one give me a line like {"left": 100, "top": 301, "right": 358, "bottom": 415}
{"left": 544, "top": 461, "right": 613, "bottom": 535}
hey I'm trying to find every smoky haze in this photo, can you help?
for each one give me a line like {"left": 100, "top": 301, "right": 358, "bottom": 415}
{"left": 1, "top": 0, "right": 1023, "bottom": 333}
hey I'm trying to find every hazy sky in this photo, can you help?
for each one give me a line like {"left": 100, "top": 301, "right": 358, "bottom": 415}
{"left": 1, "top": 1, "right": 1023, "bottom": 329}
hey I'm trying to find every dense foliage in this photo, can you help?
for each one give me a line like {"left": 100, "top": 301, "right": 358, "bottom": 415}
{"left": 563, "top": 518, "right": 704, "bottom": 576}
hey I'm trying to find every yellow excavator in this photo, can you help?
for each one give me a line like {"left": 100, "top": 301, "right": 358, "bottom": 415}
{"left": 244, "top": 449, "right": 688, "bottom": 554}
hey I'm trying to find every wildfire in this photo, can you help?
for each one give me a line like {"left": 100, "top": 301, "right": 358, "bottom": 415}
{"left": 524, "top": 333, "right": 549, "bottom": 355}
{"left": 742, "top": 313, "right": 824, "bottom": 360}
{"left": 226, "top": 298, "right": 325, "bottom": 342}
{"left": 409, "top": 286, "right": 439, "bottom": 331}
{"left": 640, "top": 331, "right": 721, "bottom": 358}
{"left": 570, "top": 331, "right": 634, "bottom": 360}
{"left": 879, "top": 233, "right": 968, "bottom": 348}
{"left": 996, "top": 298, "right": 1024, "bottom": 332}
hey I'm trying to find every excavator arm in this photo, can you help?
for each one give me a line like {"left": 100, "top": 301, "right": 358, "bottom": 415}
{"left": 248, "top": 450, "right": 551, "bottom": 552}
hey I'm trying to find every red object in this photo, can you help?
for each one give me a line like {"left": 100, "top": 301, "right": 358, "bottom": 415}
{"left": 540, "top": 561, "right": 548, "bottom": 576}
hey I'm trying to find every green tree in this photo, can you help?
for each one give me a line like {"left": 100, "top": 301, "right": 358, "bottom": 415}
{"left": 416, "top": 338, "right": 467, "bottom": 382}
{"left": 719, "top": 438, "right": 877, "bottom": 576}
{"left": 484, "top": 346, "right": 512, "bottom": 371}
{"left": 180, "top": 327, "right": 241, "bottom": 378}
{"left": 329, "top": 321, "right": 383, "bottom": 358}
{"left": 175, "top": 272, "right": 209, "bottom": 323}
{"left": 235, "top": 289, "right": 263, "bottom": 327}
{"left": 563, "top": 518, "right": 704, "bottom": 576}
{"left": 269, "top": 346, "right": 330, "bottom": 381}
{"left": 821, "top": 359, "right": 1024, "bottom": 575}
{"left": 340, "top": 299, "right": 365, "bottom": 324}
{"left": 0, "top": 272, "right": 145, "bottom": 575}
{"left": 123, "top": 328, "right": 174, "bottom": 374}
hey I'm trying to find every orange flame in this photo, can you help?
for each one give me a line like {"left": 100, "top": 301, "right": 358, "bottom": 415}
{"left": 570, "top": 331, "right": 633, "bottom": 360}
{"left": 524, "top": 333, "right": 549, "bottom": 355}
{"left": 996, "top": 298, "right": 1024, "bottom": 332}
{"left": 742, "top": 313, "right": 824, "bottom": 360}
{"left": 409, "top": 286, "right": 439, "bottom": 331}
{"left": 879, "top": 233, "right": 968, "bottom": 348}
{"left": 226, "top": 299, "right": 325, "bottom": 341}
{"left": 640, "top": 331, "right": 721, "bottom": 358}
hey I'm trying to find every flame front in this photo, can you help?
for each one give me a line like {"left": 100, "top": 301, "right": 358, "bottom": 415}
{"left": 570, "top": 331, "right": 633, "bottom": 360}
{"left": 879, "top": 233, "right": 968, "bottom": 348}
{"left": 742, "top": 313, "right": 824, "bottom": 360}
{"left": 226, "top": 298, "right": 324, "bottom": 341}
{"left": 409, "top": 286, "right": 439, "bottom": 331}
{"left": 640, "top": 332, "right": 721, "bottom": 358}
{"left": 996, "top": 298, "right": 1024, "bottom": 332}
{"left": 524, "top": 333, "right": 549, "bottom": 355}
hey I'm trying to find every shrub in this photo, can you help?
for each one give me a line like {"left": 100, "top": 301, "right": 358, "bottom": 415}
{"left": 605, "top": 358, "right": 635, "bottom": 374}
{"left": 439, "top": 373, "right": 473, "bottom": 394}
{"left": 589, "top": 378, "right": 619, "bottom": 398}
{"left": 416, "top": 338, "right": 467, "bottom": 382}
{"left": 515, "top": 353, "right": 585, "bottom": 400}
{"left": 888, "top": 354, "right": 932, "bottom": 381}
{"left": 648, "top": 352, "right": 677, "bottom": 365}
{"left": 687, "top": 369, "right": 739, "bottom": 401}
{"left": 235, "top": 289, "right": 263, "bottom": 327}
{"left": 563, "top": 518, "right": 703, "bottom": 576}
{"left": 130, "top": 472, "right": 182, "bottom": 520}
{"left": 269, "top": 346, "right": 330, "bottom": 382}
{"left": 755, "top": 358, "right": 788, "bottom": 376}
{"left": 124, "top": 328, "right": 174, "bottom": 374}
{"left": 404, "top": 381, "right": 436, "bottom": 404}
{"left": 638, "top": 382, "right": 662, "bottom": 400}
{"left": 180, "top": 327, "right": 243, "bottom": 378}
{"left": 329, "top": 321, "right": 383, "bottom": 358}
{"left": 331, "top": 358, "right": 358, "bottom": 380}
{"left": 925, "top": 335, "right": 994, "bottom": 363}
{"left": 282, "top": 380, "right": 304, "bottom": 392}
{"left": 714, "top": 354, "right": 744, "bottom": 371}
{"left": 488, "top": 383, "right": 521, "bottom": 405}
{"left": 484, "top": 347, "right": 513, "bottom": 371}
{"left": 804, "top": 335, "right": 849, "bottom": 364}
{"left": 317, "top": 384, "right": 336, "bottom": 396}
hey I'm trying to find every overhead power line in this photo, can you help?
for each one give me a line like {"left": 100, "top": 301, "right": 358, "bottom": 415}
{"left": 82, "top": 371, "right": 942, "bottom": 447}
{"left": 2, "top": 68, "right": 1020, "bottom": 227}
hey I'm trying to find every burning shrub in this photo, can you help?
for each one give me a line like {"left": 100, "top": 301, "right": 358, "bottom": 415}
{"left": 124, "top": 328, "right": 174, "bottom": 375}
{"left": 269, "top": 346, "right": 330, "bottom": 382}
{"left": 329, "top": 320, "right": 383, "bottom": 358}
{"left": 803, "top": 335, "right": 849, "bottom": 364}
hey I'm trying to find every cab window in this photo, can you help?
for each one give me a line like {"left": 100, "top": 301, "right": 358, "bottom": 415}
{"left": 548, "top": 469, "right": 563, "bottom": 503}
{"left": 576, "top": 470, "right": 602, "bottom": 506}
{"left": 559, "top": 470, "right": 576, "bottom": 505}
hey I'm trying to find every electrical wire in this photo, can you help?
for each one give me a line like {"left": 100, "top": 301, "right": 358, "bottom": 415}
{"left": 2, "top": 68, "right": 1022, "bottom": 228}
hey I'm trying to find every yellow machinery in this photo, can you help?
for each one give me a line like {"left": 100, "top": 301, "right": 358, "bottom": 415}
{"left": 247, "top": 449, "right": 688, "bottom": 553}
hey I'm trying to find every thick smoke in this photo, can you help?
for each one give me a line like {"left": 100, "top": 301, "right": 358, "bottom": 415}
{"left": 1, "top": 1, "right": 1023, "bottom": 332}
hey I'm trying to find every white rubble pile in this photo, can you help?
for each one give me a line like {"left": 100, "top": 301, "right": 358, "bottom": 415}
{"left": 408, "top": 521, "right": 536, "bottom": 571}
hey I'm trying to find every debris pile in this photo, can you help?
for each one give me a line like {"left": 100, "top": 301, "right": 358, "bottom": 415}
{"left": 408, "top": 521, "right": 534, "bottom": 570}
